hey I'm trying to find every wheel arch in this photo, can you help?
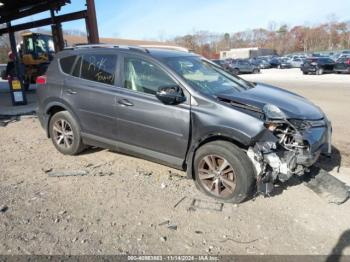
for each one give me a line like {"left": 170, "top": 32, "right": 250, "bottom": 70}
{"left": 44, "top": 101, "right": 81, "bottom": 138}
{"left": 185, "top": 133, "right": 248, "bottom": 180}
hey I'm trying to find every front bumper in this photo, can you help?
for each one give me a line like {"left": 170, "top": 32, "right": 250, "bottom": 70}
{"left": 297, "top": 120, "right": 332, "bottom": 166}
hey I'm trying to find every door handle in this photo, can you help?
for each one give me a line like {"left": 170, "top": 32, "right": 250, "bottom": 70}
{"left": 66, "top": 89, "right": 77, "bottom": 95}
{"left": 118, "top": 99, "right": 134, "bottom": 107}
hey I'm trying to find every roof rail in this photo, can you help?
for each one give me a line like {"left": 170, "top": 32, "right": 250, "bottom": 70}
{"left": 73, "top": 43, "right": 119, "bottom": 49}
{"left": 64, "top": 44, "right": 149, "bottom": 53}
{"left": 140, "top": 45, "right": 189, "bottom": 52}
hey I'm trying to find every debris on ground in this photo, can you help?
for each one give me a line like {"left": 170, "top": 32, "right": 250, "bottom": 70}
{"left": 0, "top": 205, "right": 9, "bottom": 213}
{"left": 189, "top": 199, "right": 224, "bottom": 212}
{"left": 0, "top": 116, "right": 20, "bottom": 127}
{"left": 46, "top": 166, "right": 114, "bottom": 177}
{"left": 158, "top": 220, "right": 170, "bottom": 226}
{"left": 220, "top": 236, "right": 259, "bottom": 244}
{"left": 304, "top": 168, "right": 350, "bottom": 205}
{"left": 136, "top": 168, "right": 153, "bottom": 177}
{"left": 167, "top": 224, "right": 178, "bottom": 231}
{"left": 173, "top": 196, "right": 186, "bottom": 209}
{"left": 47, "top": 170, "right": 89, "bottom": 177}
{"left": 168, "top": 170, "right": 186, "bottom": 180}
{"left": 158, "top": 220, "right": 178, "bottom": 230}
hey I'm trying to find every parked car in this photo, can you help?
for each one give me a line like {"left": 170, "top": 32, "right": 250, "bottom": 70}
{"left": 267, "top": 57, "right": 281, "bottom": 68}
{"left": 250, "top": 58, "right": 271, "bottom": 69}
{"left": 227, "top": 59, "right": 260, "bottom": 74}
{"left": 334, "top": 57, "right": 350, "bottom": 74}
{"left": 276, "top": 58, "right": 292, "bottom": 69}
{"left": 289, "top": 57, "right": 304, "bottom": 68}
{"left": 301, "top": 57, "right": 335, "bottom": 75}
{"left": 36, "top": 45, "right": 332, "bottom": 203}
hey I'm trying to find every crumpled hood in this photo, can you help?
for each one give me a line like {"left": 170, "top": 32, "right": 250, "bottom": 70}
{"left": 216, "top": 83, "right": 324, "bottom": 120}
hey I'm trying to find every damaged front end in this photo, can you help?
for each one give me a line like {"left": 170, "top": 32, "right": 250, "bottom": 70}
{"left": 247, "top": 104, "right": 332, "bottom": 195}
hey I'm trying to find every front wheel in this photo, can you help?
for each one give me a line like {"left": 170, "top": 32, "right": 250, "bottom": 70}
{"left": 316, "top": 68, "right": 324, "bottom": 75}
{"left": 49, "top": 111, "right": 85, "bottom": 155}
{"left": 194, "top": 141, "right": 255, "bottom": 203}
{"left": 231, "top": 68, "right": 240, "bottom": 75}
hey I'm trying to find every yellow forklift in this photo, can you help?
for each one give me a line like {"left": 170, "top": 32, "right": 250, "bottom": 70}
{"left": 20, "top": 32, "right": 55, "bottom": 90}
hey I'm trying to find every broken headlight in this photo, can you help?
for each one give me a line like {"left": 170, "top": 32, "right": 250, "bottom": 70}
{"left": 263, "top": 104, "right": 286, "bottom": 121}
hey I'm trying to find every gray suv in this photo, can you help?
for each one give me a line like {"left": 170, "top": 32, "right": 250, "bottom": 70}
{"left": 36, "top": 45, "right": 332, "bottom": 203}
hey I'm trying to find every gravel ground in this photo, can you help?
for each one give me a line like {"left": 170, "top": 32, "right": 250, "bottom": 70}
{"left": 1, "top": 69, "right": 350, "bottom": 256}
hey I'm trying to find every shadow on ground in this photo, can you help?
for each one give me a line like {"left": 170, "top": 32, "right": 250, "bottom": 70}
{"left": 326, "top": 229, "right": 350, "bottom": 262}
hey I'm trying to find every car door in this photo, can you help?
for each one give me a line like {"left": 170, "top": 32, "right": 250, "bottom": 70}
{"left": 115, "top": 54, "right": 190, "bottom": 167}
{"left": 61, "top": 51, "right": 119, "bottom": 141}
{"left": 325, "top": 58, "right": 335, "bottom": 72}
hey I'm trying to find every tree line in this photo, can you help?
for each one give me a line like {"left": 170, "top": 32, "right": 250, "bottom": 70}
{"left": 172, "top": 20, "right": 350, "bottom": 58}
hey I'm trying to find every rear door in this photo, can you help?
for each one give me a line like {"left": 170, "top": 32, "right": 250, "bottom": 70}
{"left": 61, "top": 51, "right": 119, "bottom": 140}
{"left": 115, "top": 54, "right": 190, "bottom": 167}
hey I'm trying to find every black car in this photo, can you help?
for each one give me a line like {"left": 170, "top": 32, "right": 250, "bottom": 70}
{"left": 301, "top": 57, "right": 335, "bottom": 75}
{"left": 36, "top": 45, "right": 331, "bottom": 203}
{"left": 334, "top": 57, "right": 350, "bottom": 74}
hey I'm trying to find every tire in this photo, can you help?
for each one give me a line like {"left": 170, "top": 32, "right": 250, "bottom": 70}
{"left": 193, "top": 141, "right": 255, "bottom": 203}
{"left": 253, "top": 69, "right": 259, "bottom": 74}
{"left": 303, "top": 71, "right": 308, "bottom": 75}
{"left": 316, "top": 68, "right": 324, "bottom": 75}
{"left": 231, "top": 68, "right": 239, "bottom": 75}
{"left": 49, "top": 111, "right": 85, "bottom": 155}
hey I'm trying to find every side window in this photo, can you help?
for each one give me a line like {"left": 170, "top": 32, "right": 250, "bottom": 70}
{"left": 80, "top": 54, "right": 117, "bottom": 85}
{"left": 124, "top": 57, "right": 176, "bottom": 95}
{"left": 60, "top": 55, "right": 77, "bottom": 74}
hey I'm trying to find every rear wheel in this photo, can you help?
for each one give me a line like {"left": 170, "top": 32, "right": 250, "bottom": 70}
{"left": 49, "top": 111, "right": 85, "bottom": 155}
{"left": 194, "top": 141, "right": 255, "bottom": 203}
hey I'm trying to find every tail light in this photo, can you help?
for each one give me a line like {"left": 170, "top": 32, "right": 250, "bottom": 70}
{"left": 347, "top": 59, "right": 350, "bottom": 65}
{"left": 36, "top": 75, "right": 47, "bottom": 85}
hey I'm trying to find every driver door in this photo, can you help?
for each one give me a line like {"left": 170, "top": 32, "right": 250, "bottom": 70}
{"left": 115, "top": 55, "right": 190, "bottom": 168}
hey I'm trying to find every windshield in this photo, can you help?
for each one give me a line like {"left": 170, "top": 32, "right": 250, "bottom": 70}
{"left": 164, "top": 56, "right": 253, "bottom": 95}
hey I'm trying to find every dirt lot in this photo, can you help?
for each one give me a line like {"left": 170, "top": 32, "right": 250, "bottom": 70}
{"left": 1, "top": 69, "right": 350, "bottom": 256}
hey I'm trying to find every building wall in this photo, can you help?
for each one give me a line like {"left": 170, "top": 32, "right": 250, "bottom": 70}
{"left": 220, "top": 47, "right": 275, "bottom": 59}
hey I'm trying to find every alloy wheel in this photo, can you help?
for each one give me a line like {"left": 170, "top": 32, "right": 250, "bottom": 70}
{"left": 52, "top": 119, "right": 74, "bottom": 149}
{"left": 198, "top": 155, "right": 236, "bottom": 198}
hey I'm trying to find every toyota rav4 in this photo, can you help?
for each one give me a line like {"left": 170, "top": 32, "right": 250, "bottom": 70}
{"left": 36, "top": 45, "right": 332, "bottom": 203}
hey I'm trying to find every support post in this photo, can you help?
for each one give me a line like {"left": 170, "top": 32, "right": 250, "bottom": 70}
{"left": 7, "top": 22, "right": 27, "bottom": 106}
{"left": 50, "top": 9, "right": 65, "bottom": 52}
{"left": 86, "top": 0, "right": 99, "bottom": 44}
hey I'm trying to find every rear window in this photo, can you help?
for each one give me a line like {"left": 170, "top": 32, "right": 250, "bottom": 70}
{"left": 60, "top": 55, "right": 77, "bottom": 74}
{"left": 80, "top": 54, "right": 117, "bottom": 85}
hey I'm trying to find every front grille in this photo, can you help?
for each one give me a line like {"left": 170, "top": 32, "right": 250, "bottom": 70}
{"left": 289, "top": 119, "right": 326, "bottom": 130}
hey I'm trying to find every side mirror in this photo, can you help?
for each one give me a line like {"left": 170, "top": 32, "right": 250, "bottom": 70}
{"left": 156, "top": 85, "right": 186, "bottom": 105}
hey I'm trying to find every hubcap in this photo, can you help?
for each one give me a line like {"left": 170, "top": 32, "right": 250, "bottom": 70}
{"left": 52, "top": 119, "right": 74, "bottom": 149}
{"left": 198, "top": 155, "right": 236, "bottom": 198}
